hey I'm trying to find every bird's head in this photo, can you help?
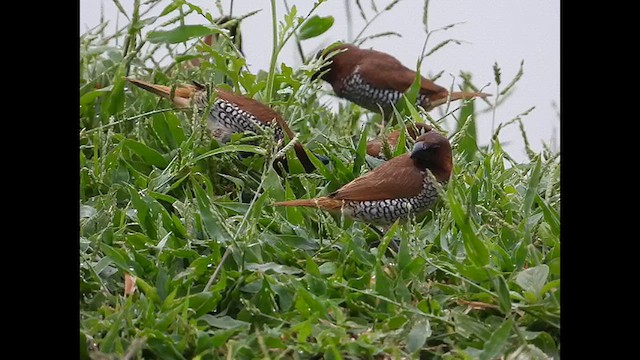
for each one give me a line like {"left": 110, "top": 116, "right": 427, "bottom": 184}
{"left": 409, "top": 131, "right": 453, "bottom": 182}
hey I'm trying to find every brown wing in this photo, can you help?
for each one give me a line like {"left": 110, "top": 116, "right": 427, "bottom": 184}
{"left": 332, "top": 154, "right": 425, "bottom": 201}
{"left": 216, "top": 89, "right": 283, "bottom": 126}
{"left": 357, "top": 49, "right": 447, "bottom": 95}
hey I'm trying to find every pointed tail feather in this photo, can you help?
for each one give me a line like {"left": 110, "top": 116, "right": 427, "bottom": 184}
{"left": 427, "top": 91, "right": 491, "bottom": 110}
{"left": 273, "top": 197, "right": 344, "bottom": 212}
{"left": 124, "top": 78, "right": 194, "bottom": 107}
{"left": 293, "top": 143, "right": 317, "bottom": 173}
{"left": 272, "top": 115, "right": 321, "bottom": 173}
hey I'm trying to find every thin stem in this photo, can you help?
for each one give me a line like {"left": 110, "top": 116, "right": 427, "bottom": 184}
{"left": 204, "top": 246, "right": 232, "bottom": 292}
{"left": 266, "top": 0, "right": 324, "bottom": 102}
{"left": 82, "top": 109, "right": 174, "bottom": 135}
{"left": 353, "top": 0, "right": 403, "bottom": 44}
{"left": 282, "top": 0, "right": 306, "bottom": 64}
{"left": 265, "top": 0, "right": 279, "bottom": 103}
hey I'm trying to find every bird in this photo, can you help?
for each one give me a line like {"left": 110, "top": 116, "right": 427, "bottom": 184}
{"left": 366, "top": 122, "right": 433, "bottom": 158}
{"left": 273, "top": 130, "right": 452, "bottom": 225}
{"left": 313, "top": 43, "right": 489, "bottom": 118}
{"left": 125, "top": 78, "right": 324, "bottom": 173}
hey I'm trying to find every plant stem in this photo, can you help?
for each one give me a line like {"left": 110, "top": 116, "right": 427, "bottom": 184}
{"left": 265, "top": 0, "right": 279, "bottom": 103}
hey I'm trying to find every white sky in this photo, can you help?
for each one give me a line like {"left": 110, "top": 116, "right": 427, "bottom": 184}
{"left": 80, "top": 0, "right": 560, "bottom": 163}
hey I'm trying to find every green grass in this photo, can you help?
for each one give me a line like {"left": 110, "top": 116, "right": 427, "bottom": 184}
{"left": 80, "top": 1, "right": 560, "bottom": 359}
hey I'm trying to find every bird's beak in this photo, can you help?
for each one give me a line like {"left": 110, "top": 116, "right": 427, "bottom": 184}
{"left": 410, "top": 142, "right": 425, "bottom": 159}
{"left": 125, "top": 78, "right": 195, "bottom": 108}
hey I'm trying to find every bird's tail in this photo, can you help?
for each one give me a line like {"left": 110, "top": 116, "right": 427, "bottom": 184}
{"left": 125, "top": 78, "right": 195, "bottom": 108}
{"left": 271, "top": 115, "right": 325, "bottom": 174}
{"left": 273, "top": 197, "right": 343, "bottom": 211}
{"left": 428, "top": 91, "right": 491, "bottom": 110}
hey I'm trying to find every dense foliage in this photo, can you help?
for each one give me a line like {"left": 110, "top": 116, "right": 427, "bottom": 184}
{"left": 80, "top": 1, "right": 560, "bottom": 358}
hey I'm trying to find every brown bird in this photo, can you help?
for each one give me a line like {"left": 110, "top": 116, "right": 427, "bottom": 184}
{"left": 313, "top": 43, "right": 489, "bottom": 117}
{"left": 366, "top": 122, "right": 433, "bottom": 158}
{"left": 274, "top": 130, "right": 452, "bottom": 225}
{"left": 125, "top": 78, "right": 323, "bottom": 173}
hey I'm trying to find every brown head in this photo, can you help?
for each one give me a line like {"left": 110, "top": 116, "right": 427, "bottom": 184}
{"left": 409, "top": 131, "right": 453, "bottom": 182}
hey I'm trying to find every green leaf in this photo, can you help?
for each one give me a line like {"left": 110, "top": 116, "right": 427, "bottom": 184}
{"left": 101, "top": 307, "right": 125, "bottom": 353}
{"left": 245, "top": 262, "right": 302, "bottom": 275}
{"left": 352, "top": 126, "right": 368, "bottom": 177}
{"left": 406, "top": 319, "right": 431, "bottom": 353}
{"left": 112, "top": 0, "right": 130, "bottom": 20}
{"left": 397, "top": 66, "right": 422, "bottom": 116}
{"left": 80, "top": 331, "right": 89, "bottom": 360}
{"left": 291, "top": 320, "right": 313, "bottom": 344}
{"left": 299, "top": 15, "right": 334, "bottom": 40}
{"left": 122, "top": 139, "right": 169, "bottom": 168}
{"left": 479, "top": 319, "right": 513, "bottom": 360}
{"left": 304, "top": 256, "right": 321, "bottom": 277}
{"left": 374, "top": 264, "right": 394, "bottom": 300}
{"left": 188, "top": 292, "right": 221, "bottom": 318}
{"left": 506, "top": 344, "right": 550, "bottom": 360}
{"left": 192, "top": 144, "right": 266, "bottom": 163}
{"left": 392, "top": 123, "right": 408, "bottom": 157}
{"left": 523, "top": 158, "right": 542, "bottom": 217}
{"left": 199, "top": 315, "right": 251, "bottom": 330}
{"left": 303, "top": 146, "right": 336, "bottom": 183}
{"left": 515, "top": 264, "right": 549, "bottom": 299}
{"left": 147, "top": 25, "right": 222, "bottom": 44}
{"left": 454, "top": 312, "right": 491, "bottom": 341}
{"left": 535, "top": 194, "right": 559, "bottom": 236}
{"left": 128, "top": 186, "right": 157, "bottom": 240}
{"left": 375, "top": 221, "right": 399, "bottom": 262}
{"left": 455, "top": 76, "right": 478, "bottom": 162}
{"left": 403, "top": 96, "right": 426, "bottom": 125}
{"left": 101, "top": 243, "right": 130, "bottom": 272}
{"left": 387, "top": 316, "right": 408, "bottom": 330}
{"left": 80, "top": 86, "right": 113, "bottom": 105}
{"left": 494, "top": 275, "right": 512, "bottom": 313}
{"left": 447, "top": 188, "right": 489, "bottom": 267}
{"left": 104, "top": 71, "right": 126, "bottom": 117}
{"left": 191, "top": 177, "right": 231, "bottom": 243}
{"left": 159, "top": 1, "right": 181, "bottom": 16}
{"left": 145, "top": 330, "right": 186, "bottom": 360}
{"left": 397, "top": 231, "right": 411, "bottom": 271}
{"left": 318, "top": 262, "right": 337, "bottom": 275}
{"left": 136, "top": 277, "right": 161, "bottom": 304}
{"left": 282, "top": 180, "right": 303, "bottom": 224}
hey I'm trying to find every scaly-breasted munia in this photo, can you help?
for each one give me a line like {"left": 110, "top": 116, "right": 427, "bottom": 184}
{"left": 313, "top": 43, "right": 489, "bottom": 117}
{"left": 273, "top": 130, "right": 452, "bottom": 225}
{"left": 125, "top": 78, "right": 321, "bottom": 173}
{"left": 366, "top": 122, "right": 433, "bottom": 158}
